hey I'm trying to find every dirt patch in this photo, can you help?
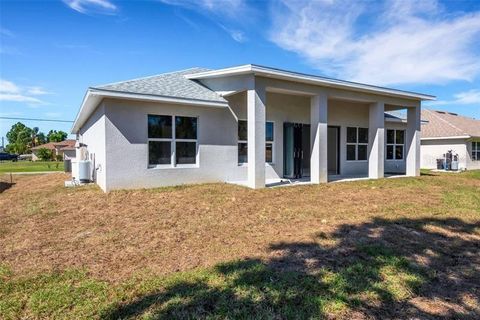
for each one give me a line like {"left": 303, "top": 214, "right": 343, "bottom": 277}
{"left": 1, "top": 172, "right": 479, "bottom": 318}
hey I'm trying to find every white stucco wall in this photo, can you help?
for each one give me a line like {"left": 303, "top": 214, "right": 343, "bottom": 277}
{"left": 420, "top": 138, "right": 468, "bottom": 170}
{"left": 466, "top": 140, "right": 480, "bottom": 170}
{"left": 78, "top": 104, "right": 107, "bottom": 190}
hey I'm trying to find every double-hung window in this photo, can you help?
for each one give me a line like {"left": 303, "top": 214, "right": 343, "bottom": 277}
{"left": 238, "top": 120, "right": 274, "bottom": 164}
{"left": 386, "top": 129, "right": 405, "bottom": 160}
{"left": 346, "top": 127, "right": 368, "bottom": 161}
{"left": 148, "top": 115, "right": 198, "bottom": 167}
{"left": 473, "top": 141, "right": 480, "bottom": 161}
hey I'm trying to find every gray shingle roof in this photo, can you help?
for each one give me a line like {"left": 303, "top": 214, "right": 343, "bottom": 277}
{"left": 92, "top": 68, "right": 227, "bottom": 104}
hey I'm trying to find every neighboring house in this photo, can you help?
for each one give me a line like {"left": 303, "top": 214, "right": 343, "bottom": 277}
{"left": 421, "top": 109, "right": 480, "bottom": 170}
{"left": 31, "top": 140, "right": 76, "bottom": 161}
{"left": 71, "top": 64, "right": 434, "bottom": 192}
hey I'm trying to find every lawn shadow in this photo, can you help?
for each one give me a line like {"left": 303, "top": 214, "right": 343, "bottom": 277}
{"left": 103, "top": 217, "right": 480, "bottom": 319}
{"left": 0, "top": 181, "right": 15, "bottom": 193}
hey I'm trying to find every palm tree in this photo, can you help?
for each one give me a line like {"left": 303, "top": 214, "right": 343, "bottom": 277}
{"left": 31, "top": 127, "right": 39, "bottom": 148}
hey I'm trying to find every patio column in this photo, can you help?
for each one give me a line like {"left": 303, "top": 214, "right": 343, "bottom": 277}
{"left": 247, "top": 86, "right": 266, "bottom": 188}
{"left": 310, "top": 93, "right": 328, "bottom": 183}
{"left": 406, "top": 105, "right": 421, "bottom": 176}
{"left": 368, "top": 101, "right": 385, "bottom": 179}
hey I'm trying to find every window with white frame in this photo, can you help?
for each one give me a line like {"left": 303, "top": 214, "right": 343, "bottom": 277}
{"left": 386, "top": 129, "right": 405, "bottom": 160}
{"left": 473, "top": 141, "right": 480, "bottom": 161}
{"left": 238, "top": 120, "right": 274, "bottom": 164}
{"left": 346, "top": 127, "right": 368, "bottom": 161}
{"left": 148, "top": 115, "right": 197, "bottom": 167}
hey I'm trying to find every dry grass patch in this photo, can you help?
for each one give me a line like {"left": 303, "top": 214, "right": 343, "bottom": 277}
{"left": 0, "top": 171, "right": 479, "bottom": 319}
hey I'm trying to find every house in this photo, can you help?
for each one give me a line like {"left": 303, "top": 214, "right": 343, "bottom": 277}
{"left": 31, "top": 140, "right": 76, "bottom": 161}
{"left": 71, "top": 64, "right": 434, "bottom": 192}
{"left": 420, "top": 109, "right": 480, "bottom": 170}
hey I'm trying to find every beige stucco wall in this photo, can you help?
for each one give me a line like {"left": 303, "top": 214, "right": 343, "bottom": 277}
{"left": 78, "top": 88, "right": 414, "bottom": 191}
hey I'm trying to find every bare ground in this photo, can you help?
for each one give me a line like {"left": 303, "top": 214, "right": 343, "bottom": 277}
{"left": 1, "top": 172, "right": 479, "bottom": 318}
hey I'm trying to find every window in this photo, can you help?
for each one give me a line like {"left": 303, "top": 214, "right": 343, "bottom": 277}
{"left": 473, "top": 142, "right": 480, "bottom": 161}
{"left": 148, "top": 115, "right": 197, "bottom": 167}
{"left": 386, "top": 129, "right": 405, "bottom": 160}
{"left": 346, "top": 127, "right": 368, "bottom": 161}
{"left": 238, "top": 120, "right": 274, "bottom": 163}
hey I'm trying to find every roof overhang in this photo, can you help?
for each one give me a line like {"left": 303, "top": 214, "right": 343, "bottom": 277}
{"left": 421, "top": 135, "right": 471, "bottom": 141}
{"left": 71, "top": 88, "right": 229, "bottom": 133}
{"left": 186, "top": 64, "right": 436, "bottom": 101}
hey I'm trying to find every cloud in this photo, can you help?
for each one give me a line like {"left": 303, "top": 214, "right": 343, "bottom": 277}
{"left": 160, "top": 0, "right": 250, "bottom": 42}
{"left": 27, "top": 87, "right": 51, "bottom": 95}
{"left": 159, "top": 0, "right": 246, "bottom": 18}
{"left": 428, "top": 89, "right": 480, "bottom": 106}
{"left": 63, "top": 0, "right": 117, "bottom": 14}
{"left": 269, "top": 0, "right": 480, "bottom": 85}
{"left": 0, "top": 79, "right": 20, "bottom": 94}
{"left": 0, "top": 27, "right": 14, "bottom": 38}
{"left": 0, "top": 79, "right": 49, "bottom": 105}
{"left": 219, "top": 24, "right": 247, "bottom": 43}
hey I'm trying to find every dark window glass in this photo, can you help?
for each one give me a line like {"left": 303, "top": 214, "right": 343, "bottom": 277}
{"left": 347, "top": 144, "right": 356, "bottom": 161}
{"left": 358, "top": 128, "right": 368, "bottom": 144}
{"left": 347, "top": 127, "right": 357, "bottom": 143}
{"left": 149, "top": 141, "right": 171, "bottom": 165}
{"left": 266, "top": 122, "right": 274, "bottom": 142}
{"left": 395, "top": 145, "right": 403, "bottom": 160}
{"left": 238, "top": 120, "right": 247, "bottom": 141}
{"left": 396, "top": 130, "right": 405, "bottom": 144}
{"left": 386, "top": 145, "right": 394, "bottom": 160}
{"left": 175, "top": 116, "right": 197, "bottom": 139}
{"left": 358, "top": 145, "right": 367, "bottom": 160}
{"left": 387, "top": 129, "right": 395, "bottom": 144}
{"left": 476, "top": 151, "right": 480, "bottom": 161}
{"left": 266, "top": 143, "right": 273, "bottom": 162}
{"left": 238, "top": 143, "right": 248, "bottom": 163}
{"left": 148, "top": 115, "right": 172, "bottom": 138}
{"left": 176, "top": 142, "right": 196, "bottom": 164}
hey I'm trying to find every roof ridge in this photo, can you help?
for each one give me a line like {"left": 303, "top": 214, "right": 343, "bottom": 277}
{"left": 424, "top": 109, "right": 467, "bottom": 136}
{"left": 92, "top": 67, "right": 209, "bottom": 89}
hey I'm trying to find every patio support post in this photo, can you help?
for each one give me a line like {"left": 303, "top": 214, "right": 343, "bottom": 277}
{"left": 368, "top": 101, "right": 385, "bottom": 179}
{"left": 247, "top": 85, "right": 266, "bottom": 188}
{"left": 406, "top": 105, "right": 421, "bottom": 176}
{"left": 310, "top": 92, "right": 328, "bottom": 183}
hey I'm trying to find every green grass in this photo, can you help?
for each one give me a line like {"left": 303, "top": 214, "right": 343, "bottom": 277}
{"left": 0, "top": 161, "right": 64, "bottom": 173}
{"left": 0, "top": 243, "right": 425, "bottom": 319}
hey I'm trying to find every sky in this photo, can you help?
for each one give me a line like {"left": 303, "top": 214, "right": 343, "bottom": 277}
{"left": 1, "top": 0, "right": 479, "bottom": 145}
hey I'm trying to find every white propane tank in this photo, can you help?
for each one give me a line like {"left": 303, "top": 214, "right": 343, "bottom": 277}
{"left": 78, "top": 160, "right": 91, "bottom": 183}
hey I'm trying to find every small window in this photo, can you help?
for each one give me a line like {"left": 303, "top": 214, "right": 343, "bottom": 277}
{"left": 148, "top": 115, "right": 197, "bottom": 167}
{"left": 346, "top": 127, "right": 368, "bottom": 161}
{"left": 473, "top": 142, "right": 480, "bottom": 161}
{"left": 238, "top": 120, "right": 274, "bottom": 163}
{"left": 386, "top": 129, "right": 405, "bottom": 160}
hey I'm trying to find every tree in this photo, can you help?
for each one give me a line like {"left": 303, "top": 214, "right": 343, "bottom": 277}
{"left": 47, "top": 130, "right": 68, "bottom": 142}
{"left": 5, "top": 122, "right": 33, "bottom": 154}
{"left": 30, "top": 127, "right": 46, "bottom": 147}
{"left": 36, "top": 148, "right": 53, "bottom": 161}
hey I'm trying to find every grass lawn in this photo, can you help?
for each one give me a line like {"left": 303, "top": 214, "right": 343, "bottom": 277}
{"left": 0, "top": 171, "right": 479, "bottom": 319}
{"left": 0, "top": 161, "right": 64, "bottom": 173}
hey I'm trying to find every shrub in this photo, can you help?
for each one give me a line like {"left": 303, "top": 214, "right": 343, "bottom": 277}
{"left": 37, "top": 148, "right": 53, "bottom": 161}
{"left": 56, "top": 155, "right": 63, "bottom": 162}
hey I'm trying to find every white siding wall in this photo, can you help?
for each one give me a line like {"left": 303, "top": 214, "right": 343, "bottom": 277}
{"left": 78, "top": 104, "right": 107, "bottom": 191}
{"left": 420, "top": 138, "right": 468, "bottom": 170}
